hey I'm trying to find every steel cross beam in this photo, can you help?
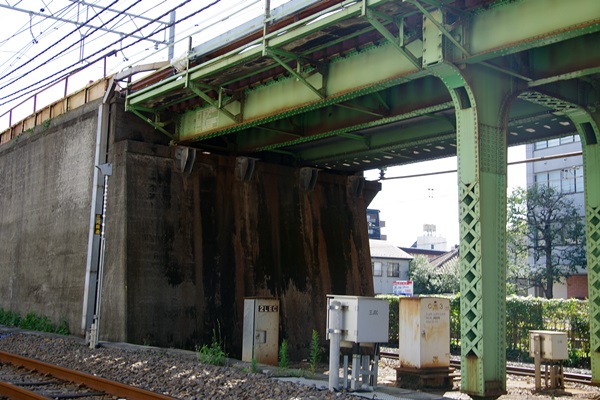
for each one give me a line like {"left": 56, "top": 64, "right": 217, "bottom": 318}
{"left": 126, "top": 0, "right": 600, "bottom": 173}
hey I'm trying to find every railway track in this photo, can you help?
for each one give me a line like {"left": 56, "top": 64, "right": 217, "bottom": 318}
{"left": 0, "top": 350, "right": 176, "bottom": 400}
{"left": 380, "top": 351, "right": 593, "bottom": 385}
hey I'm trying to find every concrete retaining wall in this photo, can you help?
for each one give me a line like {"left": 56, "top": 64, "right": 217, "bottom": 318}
{"left": 0, "top": 97, "right": 377, "bottom": 359}
{"left": 0, "top": 100, "right": 99, "bottom": 331}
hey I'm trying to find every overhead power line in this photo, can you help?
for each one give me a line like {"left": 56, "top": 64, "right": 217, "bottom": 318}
{"left": 0, "top": 0, "right": 120, "bottom": 84}
{"left": 0, "top": 0, "right": 222, "bottom": 106}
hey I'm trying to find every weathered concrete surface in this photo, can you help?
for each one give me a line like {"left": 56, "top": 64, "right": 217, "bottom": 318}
{"left": 103, "top": 133, "right": 377, "bottom": 357}
{"left": 0, "top": 100, "right": 99, "bottom": 331}
{"left": 0, "top": 97, "right": 378, "bottom": 359}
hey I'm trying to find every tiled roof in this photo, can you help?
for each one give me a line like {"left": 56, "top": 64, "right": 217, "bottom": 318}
{"left": 369, "top": 239, "right": 413, "bottom": 260}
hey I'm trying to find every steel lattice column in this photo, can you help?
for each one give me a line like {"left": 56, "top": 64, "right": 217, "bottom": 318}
{"left": 429, "top": 62, "right": 518, "bottom": 397}
{"left": 569, "top": 110, "right": 600, "bottom": 383}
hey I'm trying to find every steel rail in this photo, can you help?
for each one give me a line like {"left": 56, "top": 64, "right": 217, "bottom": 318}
{"left": 380, "top": 351, "right": 593, "bottom": 385}
{"left": 0, "top": 380, "right": 49, "bottom": 400}
{"left": 0, "top": 350, "right": 177, "bottom": 400}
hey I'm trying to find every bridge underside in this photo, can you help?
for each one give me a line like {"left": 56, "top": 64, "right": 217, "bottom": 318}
{"left": 123, "top": 0, "right": 600, "bottom": 396}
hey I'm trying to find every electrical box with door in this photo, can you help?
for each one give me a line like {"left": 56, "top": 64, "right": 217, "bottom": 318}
{"left": 326, "top": 295, "right": 389, "bottom": 345}
{"left": 398, "top": 297, "right": 450, "bottom": 369}
{"left": 529, "top": 330, "right": 568, "bottom": 361}
{"left": 242, "top": 298, "right": 279, "bottom": 366}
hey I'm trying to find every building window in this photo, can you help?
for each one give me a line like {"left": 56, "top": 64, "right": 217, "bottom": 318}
{"left": 373, "top": 262, "right": 382, "bottom": 276}
{"left": 534, "top": 135, "right": 579, "bottom": 151}
{"left": 387, "top": 263, "right": 400, "bottom": 277}
{"left": 535, "top": 167, "right": 583, "bottom": 194}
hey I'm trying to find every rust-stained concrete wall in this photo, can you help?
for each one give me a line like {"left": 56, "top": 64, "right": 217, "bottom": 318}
{"left": 0, "top": 100, "right": 99, "bottom": 331}
{"left": 0, "top": 97, "right": 377, "bottom": 359}
{"left": 103, "top": 134, "right": 377, "bottom": 357}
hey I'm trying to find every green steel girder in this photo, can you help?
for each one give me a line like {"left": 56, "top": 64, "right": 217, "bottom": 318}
{"left": 127, "top": 0, "right": 599, "bottom": 145}
{"left": 186, "top": 82, "right": 241, "bottom": 123}
{"left": 296, "top": 102, "right": 455, "bottom": 161}
{"left": 127, "top": 107, "right": 174, "bottom": 140}
{"left": 266, "top": 49, "right": 327, "bottom": 99}
{"left": 235, "top": 77, "right": 451, "bottom": 152}
{"left": 365, "top": 9, "right": 422, "bottom": 69}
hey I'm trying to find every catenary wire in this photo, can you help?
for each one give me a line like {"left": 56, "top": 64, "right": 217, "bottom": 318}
{"left": 0, "top": 0, "right": 222, "bottom": 105}
{"left": 0, "top": 0, "right": 120, "bottom": 85}
{"left": 0, "top": 2, "right": 83, "bottom": 74}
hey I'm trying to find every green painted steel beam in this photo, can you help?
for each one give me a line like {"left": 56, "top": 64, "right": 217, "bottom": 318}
{"left": 463, "top": 0, "right": 600, "bottom": 64}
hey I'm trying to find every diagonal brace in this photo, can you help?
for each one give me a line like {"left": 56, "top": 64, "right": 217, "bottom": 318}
{"left": 365, "top": 10, "right": 421, "bottom": 70}
{"left": 266, "top": 49, "right": 326, "bottom": 99}
{"left": 187, "top": 82, "right": 241, "bottom": 123}
{"left": 128, "top": 107, "right": 174, "bottom": 140}
{"left": 404, "top": 0, "right": 471, "bottom": 58}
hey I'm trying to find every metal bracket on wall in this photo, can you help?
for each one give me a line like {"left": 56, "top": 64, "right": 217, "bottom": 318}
{"left": 347, "top": 175, "right": 365, "bottom": 197}
{"left": 235, "top": 156, "right": 258, "bottom": 181}
{"left": 299, "top": 167, "right": 319, "bottom": 191}
{"left": 174, "top": 146, "right": 197, "bottom": 174}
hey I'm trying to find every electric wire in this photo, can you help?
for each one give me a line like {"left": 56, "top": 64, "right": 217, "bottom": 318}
{"left": 0, "top": 0, "right": 168, "bottom": 89}
{"left": 1, "top": 0, "right": 167, "bottom": 87}
{"left": 0, "top": 0, "right": 222, "bottom": 105}
{"left": 0, "top": 0, "right": 120, "bottom": 87}
{"left": 0, "top": 2, "right": 80, "bottom": 74}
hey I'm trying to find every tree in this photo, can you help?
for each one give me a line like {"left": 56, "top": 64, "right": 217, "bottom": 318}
{"left": 507, "top": 185, "right": 586, "bottom": 299}
{"left": 409, "top": 254, "right": 459, "bottom": 295}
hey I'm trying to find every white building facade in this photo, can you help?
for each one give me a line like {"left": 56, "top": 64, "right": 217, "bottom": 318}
{"left": 370, "top": 239, "right": 412, "bottom": 295}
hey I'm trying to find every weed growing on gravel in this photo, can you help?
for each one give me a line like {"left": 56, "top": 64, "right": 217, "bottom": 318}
{"left": 278, "top": 339, "right": 289, "bottom": 372}
{"left": 308, "top": 329, "right": 320, "bottom": 377}
{"left": 197, "top": 329, "right": 227, "bottom": 366}
{"left": 250, "top": 357, "right": 259, "bottom": 373}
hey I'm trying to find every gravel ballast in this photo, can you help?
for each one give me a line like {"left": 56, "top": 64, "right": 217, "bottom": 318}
{"left": 0, "top": 329, "right": 355, "bottom": 400}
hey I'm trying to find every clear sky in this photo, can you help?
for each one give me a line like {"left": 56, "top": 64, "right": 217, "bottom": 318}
{"left": 364, "top": 145, "right": 527, "bottom": 249}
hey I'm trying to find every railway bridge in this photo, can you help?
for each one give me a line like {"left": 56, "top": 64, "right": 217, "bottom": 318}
{"left": 1, "top": 0, "right": 599, "bottom": 397}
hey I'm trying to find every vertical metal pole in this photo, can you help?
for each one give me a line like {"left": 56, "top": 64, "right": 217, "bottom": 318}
{"left": 81, "top": 103, "right": 109, "bottom": 339}
{"left": 328, "top": 300, "right": 341, "bottom": 392}
{"left": 90, "top": 163, "right": 112, "bottom": 349}
{"left": 168, "top": 10, "right": 176, "bottom": 61}
{"left": 262, "top": 0, "right": 270, "bottom": 56}
{"left": 533, "top": 334, "right": 541, "bottom": 390}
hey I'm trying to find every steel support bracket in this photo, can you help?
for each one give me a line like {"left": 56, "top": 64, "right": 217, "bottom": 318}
{"left": 266, "top": 48, "right": 327, "bottom": 99}
{"left": 187, "top": 81, "right": 242, "bottom": 123}
{"left": 128, "top": 106, "right": 175, "bottom": 140}
{"left": 365, "top": 9, "right": 421, "bottom": 70}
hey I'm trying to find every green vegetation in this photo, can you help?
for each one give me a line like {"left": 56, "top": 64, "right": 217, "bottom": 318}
{"left": 197, "top": 329, "right": 228, "bottom": 366}
{"left": 278, "top": 339, "right": 289, "bottom": 371}
{"left": 308, "top": 329, "right": 320, "bottom": 376}
{"left": 409, "top": 255, "right": 459, "bottom": 295}
{"left": 0, "top": 308, "right": 69, "bottom": 335}
{"left": 250, "top": 357, "right": 259, "bottom": 373}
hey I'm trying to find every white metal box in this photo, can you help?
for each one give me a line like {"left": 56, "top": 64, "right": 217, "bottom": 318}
{"left": 398, "top": 297, "right": 450, "bottom": 369}
{"left": 242, "top": 298, "right": 279, "bottom": 366}
{"left": 326, "top": 295, "right": 389, "bottom": 344}
{"left": 529, "top": 330, "right": 568, "bottom": 361}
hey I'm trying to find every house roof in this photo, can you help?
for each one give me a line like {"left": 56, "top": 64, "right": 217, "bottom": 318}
{"left": 370, "top": 239, "right": 413, "bottom": 260}
{"left": 431, "top": 246, "right": 460, "bottom": 272}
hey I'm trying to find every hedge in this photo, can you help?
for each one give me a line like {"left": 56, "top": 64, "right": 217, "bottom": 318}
{"left": 378, "top": 294, "right": 589, "bottom": 368}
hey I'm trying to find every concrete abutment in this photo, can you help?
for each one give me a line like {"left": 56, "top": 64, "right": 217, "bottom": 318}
{"left": 0, "top": 97, "right": 379, "bottom": 359}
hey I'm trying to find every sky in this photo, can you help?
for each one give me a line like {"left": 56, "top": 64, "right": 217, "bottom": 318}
{"left": 364, "top": 145, "right": 527, "bottom": 249}
{"left": 0, "top": 0, "right": 529, "bottom": 249}
{"left": 0, "top": 0, "right": 282, "bottom": 124}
